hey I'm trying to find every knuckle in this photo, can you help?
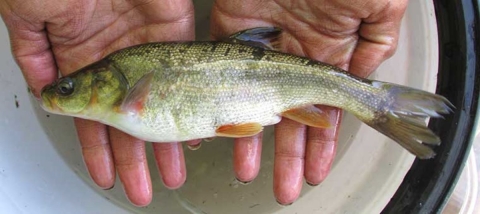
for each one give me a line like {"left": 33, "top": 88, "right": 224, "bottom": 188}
{"left": 308, "top": 138, "right": 335, "bottom": 145}
{"left": 81, "top": 143, "right": 108, "bottom": 153}
{"left": 153, "top": 143, "right": 178, "bottom": 153}
{"left": 383, "top": 42, "right": 398, "bottom": 59}
{"left": 275, "top": 150, "right": 305, "bottom": 159}
{"left": 112, "top": 144, "right": 146, "bottom": 167}
{"left": 114, "top": 156, "right": 144, "bottom": 169}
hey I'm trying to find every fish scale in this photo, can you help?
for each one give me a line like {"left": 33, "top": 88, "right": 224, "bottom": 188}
{"left": 112, "top": 49, "right": 384, "bottom": 141}
{"left": 41, "top": 27, "right": 453, "bottom": 159}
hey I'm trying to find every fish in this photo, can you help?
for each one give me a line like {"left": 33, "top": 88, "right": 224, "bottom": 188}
{"left": 40, "top": 27, "right": 454, "bottom": 159}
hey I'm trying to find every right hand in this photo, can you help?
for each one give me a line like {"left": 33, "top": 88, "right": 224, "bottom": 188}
{"left": 0, "top": 0, "right": 194, "bottom": 206}
{"left": 211, "top": 0, "right": 407, "bottom": 205}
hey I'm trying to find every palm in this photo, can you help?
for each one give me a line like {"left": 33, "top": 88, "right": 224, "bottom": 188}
{"left": 46, "top": 0, "right": 193, "bottom": 73}
{"left": 213, "top": 0, "right": 402, "bottom": 72}
{"left": 211, "top": 0, "right": 407, "bottom": 205}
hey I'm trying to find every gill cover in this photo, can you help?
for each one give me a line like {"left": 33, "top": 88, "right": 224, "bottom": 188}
{"left": 91, "top": 65, "right": 130, "bottom": 112}
{"left": 41, "top": 62, "right": 129, "bottom": 116}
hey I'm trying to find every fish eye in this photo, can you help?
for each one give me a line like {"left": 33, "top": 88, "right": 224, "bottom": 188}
{"left": 56, "top": 78, "right": 75, "bottom": 96}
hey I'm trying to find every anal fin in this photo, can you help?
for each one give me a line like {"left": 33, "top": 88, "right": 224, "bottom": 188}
{"left": 282, "top": 105, "right": 332, "bottom": 128}
{"left": 215, "top": 123, "right": 263, "bottom": 138}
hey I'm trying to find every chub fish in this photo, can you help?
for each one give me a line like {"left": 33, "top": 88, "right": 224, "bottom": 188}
{"left": 40, "top": 27, "right": 453, "bottom": 159}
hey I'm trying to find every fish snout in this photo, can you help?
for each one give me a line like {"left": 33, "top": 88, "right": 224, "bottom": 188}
{"left": 39, "top": 85, "right": 60, "bottom": 113}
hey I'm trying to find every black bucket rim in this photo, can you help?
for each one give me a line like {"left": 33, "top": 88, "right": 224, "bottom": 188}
{"left": 382, "top": 0, "right": 480, "bottom": 213}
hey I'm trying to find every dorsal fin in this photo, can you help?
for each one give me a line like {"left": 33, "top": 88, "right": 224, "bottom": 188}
{"left": 226, "top": 27, "right": 282, "bottom": 50}
{"left": 120, "top": 71, "right": 154, "bottom": 112}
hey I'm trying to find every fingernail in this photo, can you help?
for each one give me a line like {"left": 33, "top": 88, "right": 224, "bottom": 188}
{"left": 102, "top": 185, "right": 115, "bottom": 190}
{"left": 28, "top": 87, "right": 34, "bottom": 95}
{"left": 235, "top": 177, "right": 252, "bottom": 185}
{"left": 204, "top": 137, "right": 215, "bottom": 142}
{"left": 28, "top": 87, "right": 42, "bottom": 99}
{"left": 276, "top": 199, "right": 294, "bottom": 207}
{"left": 306, "top": 181, "right": 319, "bottom": 187}
{"left": 120, "top": 172, "right": 152, "bottom": 207}
{"left": 187, "top": 143, "right": 201, "bottom": 150}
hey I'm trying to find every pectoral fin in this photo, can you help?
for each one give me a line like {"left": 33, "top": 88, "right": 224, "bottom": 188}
{"left": 215, "top": 123, "right": 263, "bottom": 138}
{"left": 120, "top": 72, "right": 154, "bottom": 112}
{"left": 226, "top": 27, "right": 282, "bottom": 50}
{"left": 282, "top": 105, "right": 332, "bottom": 128}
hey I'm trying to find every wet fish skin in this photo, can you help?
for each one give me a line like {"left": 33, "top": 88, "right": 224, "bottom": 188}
{"left": 40, "top": 27, "right": 453, "bottom": 159}
{"left": 108, "top": 42, "right": 382, "bottom": 138}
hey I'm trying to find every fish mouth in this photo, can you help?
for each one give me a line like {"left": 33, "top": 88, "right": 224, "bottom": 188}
{"left": 40, "top": 95, "right": 59, "bottom": 113}
{"left": 40, "top": 87, "right": 62, "bottom": 113}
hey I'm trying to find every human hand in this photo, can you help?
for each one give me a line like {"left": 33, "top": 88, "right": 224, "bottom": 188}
{"left": 0, "top": 0, "right": 194, "bottom": 206}
{"left": 211, "top": 0, "right": 408, "bottom": 205}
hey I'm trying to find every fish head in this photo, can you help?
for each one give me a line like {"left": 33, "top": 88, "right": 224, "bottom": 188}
{"left": 40, "top": 63, "right": 129, "bottom": 118}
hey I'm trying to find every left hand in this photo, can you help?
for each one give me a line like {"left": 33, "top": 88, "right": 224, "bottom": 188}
{"left": 0, "top": 0, "right": 194, "bottom": 206}
{"left": 210, "top": 0, "right": 408, "bottom": 205}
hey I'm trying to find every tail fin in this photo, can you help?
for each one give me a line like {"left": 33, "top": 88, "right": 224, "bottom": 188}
{"left": 367, "top": 82, "right": 454, "bottom": 159}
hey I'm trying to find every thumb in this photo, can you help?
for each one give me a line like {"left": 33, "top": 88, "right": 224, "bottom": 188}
{"left": 349, "top": 0, "right": 408, "bottom": 78}
{"left": 1, "top": 11, "right": 57, "bottom": 97}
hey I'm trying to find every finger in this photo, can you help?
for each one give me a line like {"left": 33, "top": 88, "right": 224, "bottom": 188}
{"left": 349, "top": 0, "right": 408, "bottom": 77}
{"left": 74, "top": 118, "right": 115, "bottom": 189}
{"left": 109, "top": 128, "right": 152, "bottom": 207}
{"left": 304, "top": 106, "right": 342, "bottom": 186}
{"left": 152, "top": 142, "right": 187, "bottom": 189}
{"left": 0, "top": 12, "right": 57, "bottom": 97}
{"left": 274, "top": 118, "right": 307, "bottom": 205}
{"left": 186, "top": 139, "right": 202, "bottom": 150}
{"left": 233, "top": 133, "right": 263, "bottom": 183}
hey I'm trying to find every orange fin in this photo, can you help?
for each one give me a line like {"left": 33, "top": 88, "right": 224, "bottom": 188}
{"left": 215, "top": 123, "right": 263, "bottom": 138}
{"left": 282, "top": 105, "right": 332, "bottom": 128}
{"left": 120, "top": 72, "right": 154, "bottom": 112}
